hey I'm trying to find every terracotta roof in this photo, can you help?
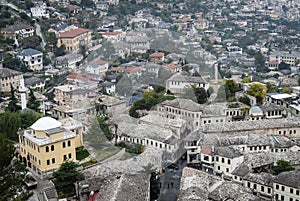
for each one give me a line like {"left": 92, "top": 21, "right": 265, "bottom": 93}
{"left": 56, "top": 28, "right": 90, "bottom": 38}
{"left": 150, "top": 52, "right": 165, "bottom": 58}
{"left": 111, "top": 67, "right": 142, "bottom": 73}
{"left": 175, "top": 17, "right": 192, "bottom": 23}
{"left": 65, "top": 73, "right": 97, "bottom": 81}
{"left": 268, "top": 60, "right": 278, "bottom": 65}
{"left": 201, "top": 145, "right": 212, "bottom": 155}
{"left": 164, "top": 63, "right": 178, "bottom": 69}
{"left": 91, "top": 59, "right": 107, "bottom": 65}
{"left": 101, "top": 31, "right": 123, "bottom": 36}
{"left": 66, "top": 5, "right": 81, "bottom": 11}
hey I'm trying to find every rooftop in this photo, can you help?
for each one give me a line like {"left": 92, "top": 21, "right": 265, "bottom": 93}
{"left": 56, "top": 28, "right": 90, "bottom": 38}
{"left": 0, "top": 67, "right": 22, "bottom": 78}
{"left": 159, "top": 98, "right": 203, "bottom": 112}
{"left": 17, "top": 48, "right": 42, "bottom": 57}
{"left": 30, "top": 117, "right": 62, "bottom": 131}
{"left": 202, "top": 117, "right": 300, "bottom": 133}
{"left": 243, "top": 172, "right": 275, "bottom": 187}
{"left": 215, "top": 146, "right": 242, "bottom": 158}
{"left": 274, "top": 170, "right": 300, "bottom": 188}
{"left": 168, "top": 72, "right": 207, "bottom": 84}
{"left": 139, "top": 113, "right": 186, "bottom": 128}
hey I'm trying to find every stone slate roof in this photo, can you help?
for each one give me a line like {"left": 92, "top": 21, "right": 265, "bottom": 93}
{"left": 159, "top": 98, "right": 203, "bottom": 112}
{"left": 243, "top": 172, "right": 275, "bottom": 187}
{"left": 208, "top": 182, "right": 260, "bottom": 201}
{"left": 202, "top": 117, "right": 300, "bottom": 133}
{"left": 0, "top": 67, "right": 22, "bottom": 78}
{"left": 274, "top": 170, "right": 300, "bottom": 188}
{"left": 214, "top": 147, "right": 242, "bottom": 158}
{"left": 168, "top": 72, "right": 207, "bottom": 84}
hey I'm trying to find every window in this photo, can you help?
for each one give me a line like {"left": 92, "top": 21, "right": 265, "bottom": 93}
{"left": 47, "top": 159, "right": 50, "bottom": 165}
{"left": 290, "top": 198, "right": 293, "bottom": 201}
{"left": 204, "top": 156, "right": 209, "bottom": 161}
{"left": 68, "top": 153, "right": 72, "bottom": 159}
{"left": 217, "top": 166, "right": 220, "bottom": 170}
{"left": 234, "top": 176, "right": 237, "bottom": 179}
{"left": 261, "top": 186, "right": 264, "bottom": 192}
{"left": 46, "top": 146, "right": 49, "bottom": 152}
{"left": 268, "top": 188, "right": 271, "bottom": 194}
{"left": 247, "top": 182, "right": 250, "bottom": 188}
{"left": 228, "top": 159, "right": 231, "bottom": 164}
{"left": 275, "top": 194, "right": 278, "bottom": 200}
{"left": 296, "top": 190, "right": 299, "bottom": 195}
{"left": 281, "top": 186, "right": 285, "bottom": 191}
{"left": 216, "top": 156, "right": 219, "bottom": 161}
{"left": 52, "top": 158, "right": 55, "bottom": 164}
{"left": 281, "top": 196, "right": 284, "bottom": 201}
{"left": 67, "top": 140, "right": 71, "bottom": 147}
{"left": 62, "top": 142, "right": 66, "bottom": 148}
{"left": 51, "top": 145, "right": 54, "bottom": 151}
{"left": 63, "top": 155, "right": 67, "bottom": 160}
{"left": 221, "top": 158, "right": 224, "bottom": 163}
{"left": 253, "top": 184, "right": 256, "bottom": 189}
{"left": 226, "top": 168, "right": 229, "bottom": 172}
{"left": 39, "top": 160, "right": 41, "bottom": 165}
{"left": 290, "top": 188, "right": 294, "bottom": 194}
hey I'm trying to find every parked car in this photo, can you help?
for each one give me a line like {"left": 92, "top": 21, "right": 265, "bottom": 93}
{"left": 167, "top": 163, "right": 179, "bottom": 170}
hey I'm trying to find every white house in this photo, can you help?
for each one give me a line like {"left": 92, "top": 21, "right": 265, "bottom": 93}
{"left": 86, "top": 60, "right": 109, "bottom": 75}
{"left": 214, "top": 147, "right": 244, "bottom": 178}
{"left": 17, "top": 48, "right": 43, "bottom": 71}
{"left": 166, "top": 72, "right": 209, "bottom": 95}
{"left": 273, "top": 170, "right": 300, "bottom": 201}
{"left": 30, "top": 5, "right": 50, "bottom": 18}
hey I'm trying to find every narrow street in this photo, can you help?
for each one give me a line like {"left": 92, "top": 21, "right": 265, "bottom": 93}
{"left": 158, "top": 159, "right": 186, "bottom": 201}
{"left": 35, "top": 22, "right": 46, "bottom": 50}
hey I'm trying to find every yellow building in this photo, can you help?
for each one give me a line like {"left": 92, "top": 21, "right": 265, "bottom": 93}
{"left": 56, "top": 27, "right": 91, "bottom": 53}
{"left": 18, "top": 117, "right": 83, "bottom": 179}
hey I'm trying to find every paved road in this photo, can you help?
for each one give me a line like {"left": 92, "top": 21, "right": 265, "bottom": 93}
{"left": 158, "top": 159, "right": 187, "bottom": 201}
{"left": 35, "top": 22, "right": 46, "bottom": 50}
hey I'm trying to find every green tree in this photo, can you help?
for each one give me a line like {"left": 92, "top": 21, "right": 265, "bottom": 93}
{"left": 54, "top": 45, "right": 66, "bottom": 57}
{"left": 53, "top": 161, "right": 84, "bottom": 195}
{"left": 7, "top": 84, "right": 21, "bottom": 112}
{"left": 241, "top": 77, "right": 252, "bottom": 83}
{"left": 3, "top": 54, "right": 25, "bottom": 71}
{"left": 278, "top": 61, "right": 291, "bottom": 70}
{"left": 27, "top": 88, "right": 40, "bottom": 112}
{"left": 273, "top": 160, "right": 295, "bottom": 175}
{"left": 255, "top": 52, "right": 268, "bottom": 72}
{"left": 97, "top": 115, "right": 113, "bottom": 141}
{"left": 225, "top": 80, "right": 239, "bottom": 100}
{"left": 266, "top": 83, "right": 279, "bottom": 93}
{"left": 19, "top": 111, "right": 42, "bottom": 129}
{"left": 0, "top": 135, "right": 33, "bottom": 201}
{"left": 0, "top": 111, "right": 20, "bottom": 140}
{"left": 194, "top": 87, "right": 208, "bottom": 104}
{"left": 247, "top": 83, "right": 267, "bottom": 104}
{"left": 239, "top": 95, "right": 251, "bottom": 106}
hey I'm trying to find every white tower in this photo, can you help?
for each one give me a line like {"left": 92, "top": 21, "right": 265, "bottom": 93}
{"left": 19, "top": 75, "right": 27, "bottom": 110}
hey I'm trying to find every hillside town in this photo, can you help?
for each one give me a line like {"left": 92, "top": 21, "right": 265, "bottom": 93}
{"left": 0, "top": 0, "right": 300, "bottom": 201}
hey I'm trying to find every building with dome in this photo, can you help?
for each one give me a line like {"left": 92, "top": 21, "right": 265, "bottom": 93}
{"left": 18, "top": 116, "right": 84, "bottom": 179}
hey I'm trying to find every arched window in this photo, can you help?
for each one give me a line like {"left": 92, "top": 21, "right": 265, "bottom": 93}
{"left": 46, "top": 146, "right": 49, "bottom": 152}
{"left": 51, "top": 145, "right": 54, "bottom": 151}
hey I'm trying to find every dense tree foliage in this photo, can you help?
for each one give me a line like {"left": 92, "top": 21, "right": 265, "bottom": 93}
{"left": 6, "top": 85, "right": 21, "bottom": 113}
{"left": 239, "top": 95, "right": 251, "bottom": 106}
{"left": 129, "top": 89, "right": 175, "bottom": 118}
{"left": 27, "top": 88, "right": 40, "bottom": 112}
{"left": 278, "top": 61, "right": 291, "bottom": 71}
{"left": 0, "top": 135, "right": 32, "bottom": 201}
{"left": 273, "top": 160, "right": 295, "bottom": 175}
{"left": 224, "top": 80, "right": 239, "bottom": 100}
{"left": 3, "top": 55, "right": 26, "bottom": 72}
{"left": 53, "top": 161, "right": 84, "bottom": 195}
{"left": 247, "top": 83, "right": 267, "bottom": 104}
{"left": 255, "top": 52, "right": 269, "bottom": 72}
